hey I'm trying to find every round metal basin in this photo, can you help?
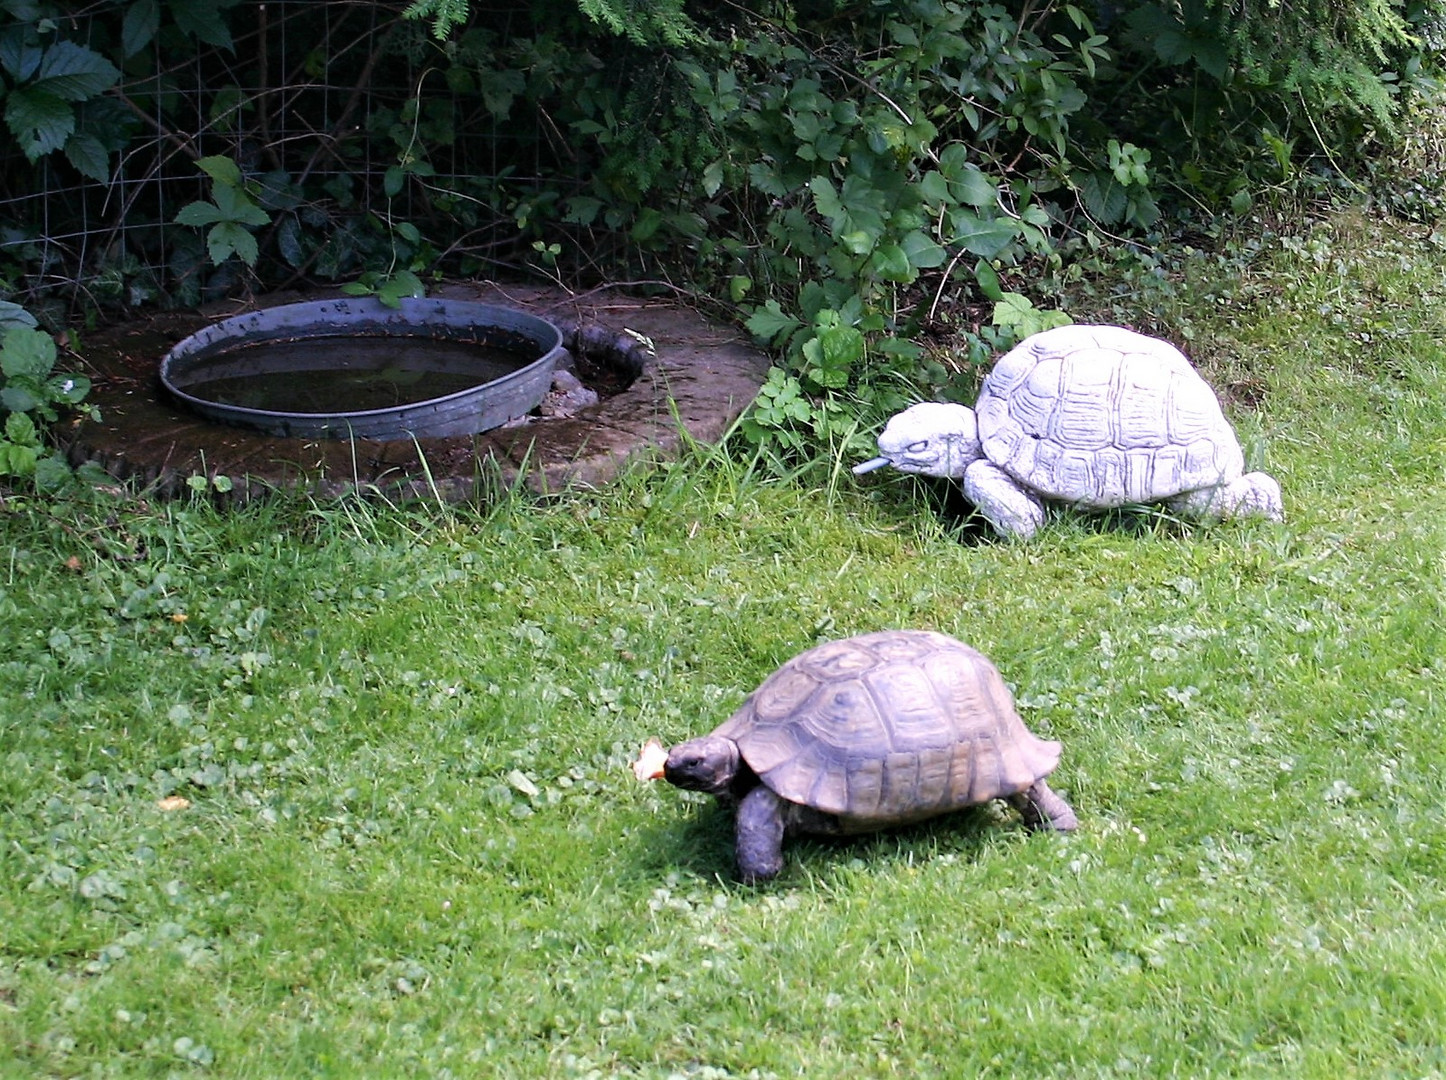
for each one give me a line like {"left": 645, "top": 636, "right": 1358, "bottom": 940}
{"left": 159, "top": 296, "right": 564, "bottom": 439}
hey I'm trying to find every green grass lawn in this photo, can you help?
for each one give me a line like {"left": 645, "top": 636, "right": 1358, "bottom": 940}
{"left": 3, "top": 211, "right": 1446, "bottom": 1077}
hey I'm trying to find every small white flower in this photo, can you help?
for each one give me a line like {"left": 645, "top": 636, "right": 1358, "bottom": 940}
{"left": 1324, "top": 779, "right": 1359, "bottom": 804}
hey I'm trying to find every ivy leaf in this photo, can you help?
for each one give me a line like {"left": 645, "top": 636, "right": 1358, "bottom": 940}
{"left": 474, "top": 66, "right": 524, "bottom": 116}
{"left": 254, "top": 169, "right": 304, "bottom": 212}
{"left": 5, "top": 87, "right": 75, "bottom": 161}
{"left": 276, "top": 216, "right": 306, "bottom": 267}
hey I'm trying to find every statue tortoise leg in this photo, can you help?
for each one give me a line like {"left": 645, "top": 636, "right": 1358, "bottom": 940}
{"left": 1168, "top": 472, "right": 1283, "bottom": 524}
{"left": 1007, "top": 780, "right": 1078, "bottom": 832}
{"left": 734, "top": 784, "right": 787, "bottom": 883}
{"left": 962, "top": 459, "right": 1047, "bottom": 540}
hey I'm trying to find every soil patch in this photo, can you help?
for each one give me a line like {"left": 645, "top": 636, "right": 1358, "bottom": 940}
{"left": 61, "top": 282, "right": 770, "bottom": 502}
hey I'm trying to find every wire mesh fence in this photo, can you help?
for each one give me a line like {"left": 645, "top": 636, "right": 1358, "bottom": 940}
{"left": 0, "top": 0, "right": 572, "bottom": 317}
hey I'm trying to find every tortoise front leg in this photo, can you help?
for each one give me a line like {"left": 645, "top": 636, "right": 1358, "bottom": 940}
{"left": 1007, "top": 780, "right": 1078, "bottom": 832}
{"left": 962, "top": 459, "right": 1047, "bottom": 540}
{"left": 734, "top": 785, "right": 786, "bottom": 883}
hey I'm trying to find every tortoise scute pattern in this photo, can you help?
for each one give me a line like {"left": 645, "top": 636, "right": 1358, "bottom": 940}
{"left": 977, "top": 330, "right": 1245, "bottom": 507}
{"left": 717, "top": 631, "right": 1061, "bottom": 823}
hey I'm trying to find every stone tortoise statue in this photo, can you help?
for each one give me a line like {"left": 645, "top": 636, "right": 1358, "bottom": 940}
{"left": 634, "top": 629, "right": 1076, "bottom": 883}
{"left": 853, "top": 324, "right": 1283, "bottom": 539}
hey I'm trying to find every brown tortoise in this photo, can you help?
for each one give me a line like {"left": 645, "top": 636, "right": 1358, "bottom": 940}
{"left": 635, "top": 629, "right": 1077, "bottom": 882}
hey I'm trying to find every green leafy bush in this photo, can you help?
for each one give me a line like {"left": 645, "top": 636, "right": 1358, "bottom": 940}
{"left": 655, "top": 2, "right": 1105, "bottom": 449}
{"left": 0, "top": 321, "right": 97, "bottom": 490}
{"left": 0, "top": 18, "right": 122, "bottom": 179}
{"left": 174, "top": 156, "right": 274, "bottom": 268}
{"left": 1096, "top": 0, "right": 1434, "bottom": 207}
{"left": 3, "top": 0, "right": 1442, "bottom": 467}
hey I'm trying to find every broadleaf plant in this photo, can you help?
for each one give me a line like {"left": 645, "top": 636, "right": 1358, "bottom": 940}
{"left": 0, "top": 323, "right": 98, "bottom": 488}
{"left": 174, "top": 155, "right": 274, "bottom": 267}
{"left": 0, "top": 29, "right": 120, "bottom": 176}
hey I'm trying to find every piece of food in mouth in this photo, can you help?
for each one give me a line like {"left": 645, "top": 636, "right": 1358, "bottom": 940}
{"left": 632, "top": 737, "right": 669, "bottom": 782}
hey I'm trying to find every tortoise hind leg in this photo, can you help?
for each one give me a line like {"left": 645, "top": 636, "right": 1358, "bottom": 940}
{"left": 1007, "top": 780, "right": 1078, "bottom": 832}
{"left": 734, "top": 785, "right": 787, "bottom": 884}
{"left": 1168, "top": 473, "right": 1283, "bottom": 524}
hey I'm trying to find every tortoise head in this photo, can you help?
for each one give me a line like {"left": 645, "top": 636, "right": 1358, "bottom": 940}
{"left": 663, "top": 735, "right": 742, "bottom": 795}
{"left": 853, "top": 402, "right": 983, "bottom": 479}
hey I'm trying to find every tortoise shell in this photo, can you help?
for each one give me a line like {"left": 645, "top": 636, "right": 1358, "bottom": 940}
{"left": 975, "top": 324, "right": 1244, "bottom": 507}
{"left": 711, "top": 630, "right": 1061, "bottom": 825}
